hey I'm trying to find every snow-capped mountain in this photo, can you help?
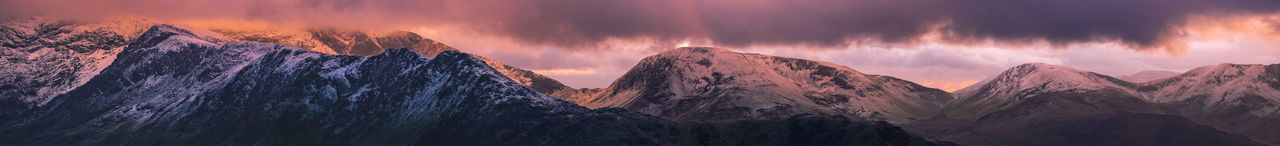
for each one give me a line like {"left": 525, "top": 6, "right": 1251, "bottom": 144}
{"left": 1118, "top": 70, "right": 1181, "bottom": 83}
{"left": 0, "top": 16, "right": 158, "bottom": 121}
{"left": 0, "top": 17, "right": 579, "bottom": 117}
{"left": 1140, "top": 64, "right": 1280, "bottom": 105}
{"left": 935, "top": 63, "right": 1263, "bottom": 146}
{"left": 1138, "top": 63, "right": 1280, "bottom": 145}
{"left": 571, "top": 47, "right": 953, "bottom": 124}
{"left": 215, "top": 28, "right": 455, "bottom": 57}
{"left": 944, "top": 63, "right": 1140, "bottom": 120}
{"left": 0, "top": 25, "right": 949, "bottom": 145}
{"left": 212, "top": 26, "right": 582, "bottom": 102}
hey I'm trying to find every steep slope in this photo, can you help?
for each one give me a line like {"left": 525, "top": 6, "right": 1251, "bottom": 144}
{"left": 473, "top": 56, "right": 586, "bottom": 98}
{"left": 1118, "top": 70, "right": 1180, "bottom": 83}
{"left": 575, "top": 47, "right": 953, "bottom": 124}
{"left": 944, "top": 63, "right": 1140, "bottom": 120}
{"left": 0, "top": 25, "right": 949, "bottom": 145}
{"left": 0, "top": 16, "right": 579, "bottom": 116}
{"left": 936, "top": 63, "right": 1261, "bottom": 146}
{"left": 214, "top": 27, "right": 582, "bottom": 102}
{"left": 0, "top": 16, "right": 157, "bottom": 121}
{"left": 1138, "top": 63, "right": 1280, "bottom": 145}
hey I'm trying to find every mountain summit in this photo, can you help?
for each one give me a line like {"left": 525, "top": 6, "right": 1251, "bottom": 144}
{"left": 945, "top": 63, "right": 1138, "bottom": 119}
{"left": 568, "top": 47, "right": 953, "bottom": 124}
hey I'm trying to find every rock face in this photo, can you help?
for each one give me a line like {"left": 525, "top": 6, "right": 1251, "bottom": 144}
{"left": 568, "top": 47, "right": 953, "bottom": 124}
{"left": 214, "top": 27, "right": 583, "bottom": 104}
{"left": 0, "top": 25, "right": 949, "bottom": 145}
{"left": 0, "top": 16, "right": 157, "bottom": 121}
{"left": 1118, "top": 70, "right": 1180, "bottom": 83}
{"left": 934, "top": 63, "right": 1269, "bottom": 146}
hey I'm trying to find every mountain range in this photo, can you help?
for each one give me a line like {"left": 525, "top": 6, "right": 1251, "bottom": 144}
{"left": 3, "top": 16, "right": 1279, "bottom": 145}
{"left": 0, "top": 24, "right": 950, "bottom": 145}
{"left": 936, "top": 63, "right": 1270, "bottom": 145}
{"left": 0, "top": 16, "right": 578, "bottom": 122}
{"left": 562, "top": 48, "right": 1278, "bottom": 145}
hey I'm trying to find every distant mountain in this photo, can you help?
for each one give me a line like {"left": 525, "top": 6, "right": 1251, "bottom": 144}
{"left": 1138, "top": 63, "right": 1280, "bottom": 145}
{"left": 0, "top": 25, "right": 950, "bottom": 145}
{"left": 568, "top": 47, "right": 953, "bottom": 124}
{"left": 1118, "top": 70, "right": 1180, "bottom": 83}
{"left": 934, "top": 63, "right": 1264, "bottom": 146}
{"left": 943, "top": 63, "right": 1141, "bottom": 120}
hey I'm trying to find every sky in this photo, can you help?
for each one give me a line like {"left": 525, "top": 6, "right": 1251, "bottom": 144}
{"left": 4, "top": 0, "right": 1280, "bottom": 91}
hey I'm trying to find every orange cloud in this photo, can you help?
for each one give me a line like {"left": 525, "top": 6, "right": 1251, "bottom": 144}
{"left": 531, "top": 68, "right": 599, "bottom": 75}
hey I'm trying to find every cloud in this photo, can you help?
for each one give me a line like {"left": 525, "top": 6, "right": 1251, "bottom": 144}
{"left": 5, "top": 0, "right": 1280, "bottom": 90}
{"left": 5, "top": 0, "right": 1280, "bottom": 52}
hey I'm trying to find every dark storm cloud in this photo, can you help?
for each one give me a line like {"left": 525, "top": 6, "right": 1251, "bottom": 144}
{"left": 938, "top": 0, "right": 1280, "bottom": 48}
{"left": 6, "top": 0, "right": 1280, "bottom": 50}
{"left": 363, "top": 0, "right": 1280, "bottom": 50}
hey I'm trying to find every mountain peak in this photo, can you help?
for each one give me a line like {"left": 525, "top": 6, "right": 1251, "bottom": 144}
{"left": 1183, "top": 63, "right": 1266, "bottom": 77}
{"left": 983, "top": 63, "right": 1129, "bottom": 92}
{"left": 945, "top": 63, "right": 1141, "bottom": 120}
{"left": 657, "top": 47, "right": 734, "bottom": 56}
{"left": 127, "top": 24, "right": 227, "bottom": 50}
{"left": 129, "top": 24, "right": 196, "bottom": 47}
{"left": 578, "top": 46, "right": 953, "bottom": 123}
{"left": 956, "top": 63, "right": 1117, "bottom": 95}
{"left": 1010, "top": 63, "right": 1084, "bottom": 73}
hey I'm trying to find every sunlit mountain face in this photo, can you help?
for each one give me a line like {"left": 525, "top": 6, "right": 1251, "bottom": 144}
{"left": 2, "top": 0, "right": 1280, "bottom": 145}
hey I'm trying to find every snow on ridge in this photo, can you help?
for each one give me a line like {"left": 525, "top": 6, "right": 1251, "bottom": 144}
{"left": 1179, "top": 63, "right": 1266, "bottom": 79}
{"left": 583, "top": 46, "right": 952, "bottom": 124}
{"left": 959, "top": 63, "right": 1137, "bottom": 103}
{"left": 146, "top": 35, "right": 219, "bottom": 52}
{"left": 963, "top": 62, "right": 1280, "bottom": 116}
{"left": 1142, "top": 63, "right": 1280, "bottom": 106}
{"left": 1004, "top": 63, "right": 1124, "bottom": 91}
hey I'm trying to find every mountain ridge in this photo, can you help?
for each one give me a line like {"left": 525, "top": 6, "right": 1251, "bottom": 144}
{"left": 566, "top": 47, "right": 954, "bottom": 124}
{"left": 936, "top": 62, "right": 1277, "bottom": 145}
